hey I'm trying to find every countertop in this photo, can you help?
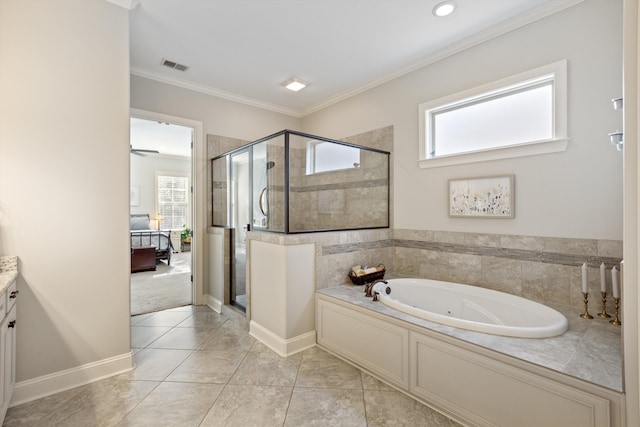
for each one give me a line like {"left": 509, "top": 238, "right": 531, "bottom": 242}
{"left": 0, "top": 256, "right": 18, "bottom": 294}
{"left": 318, "top": 284, "right": 623, "bottom": 392}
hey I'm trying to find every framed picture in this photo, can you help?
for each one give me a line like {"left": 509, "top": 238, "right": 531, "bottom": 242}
{"left": 130, "top": 186, "right": 140, "bottom": 207}
{"left": 448, "top": 175, "right": 514, "bottom": 218}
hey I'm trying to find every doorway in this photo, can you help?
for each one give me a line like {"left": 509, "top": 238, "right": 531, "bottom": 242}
{"left": 129, "top": 116, "right": 194, "bottom": 315}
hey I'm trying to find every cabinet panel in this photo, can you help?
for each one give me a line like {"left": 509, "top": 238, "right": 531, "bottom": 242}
{"left": 5, "top": 281, "right": 17, "bottom": 312}
{"left": 317, "top": 298, "right": 408, "bottom": 388}
{"left": 409, "top": 332, "right": 610, "bottom": 427}
{"left": 3, "top": 305, "right": 16, "bottom": 404}
{"left": 0, "top": 312, "right": 6, "bottom": 418}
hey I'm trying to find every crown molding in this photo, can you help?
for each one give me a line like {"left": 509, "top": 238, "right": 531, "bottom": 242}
{"left": 300, "top": 0, "right": 583, "bottom": 116}
{"left": 130, "top": 0, "right": 582, "bottom": 119}
{"left": 130, "top": 67, "right": 303, "bottom": 118}
{"left": 105, "top": 0, "right": 139, "bottom": 10}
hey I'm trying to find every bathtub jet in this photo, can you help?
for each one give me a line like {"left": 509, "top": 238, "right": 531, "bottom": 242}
{"left": 372, "top": 278, "right": 568, "bottom": 338}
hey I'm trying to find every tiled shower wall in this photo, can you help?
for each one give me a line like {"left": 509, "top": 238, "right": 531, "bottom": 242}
{"left": 289, "top": 145, "right": 389, "bottom": 232}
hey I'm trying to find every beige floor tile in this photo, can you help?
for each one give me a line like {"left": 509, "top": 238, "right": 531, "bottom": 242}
{"left": 361, "top": 371, "right": 395, "bottom": 391}
{"left": 117, "top": 348, "right": 192, "bottom": 381}
{"left": 131, "top": 326, "right": 172, "bottom": 348}
{"left": 165, "top": 350, "right": 246, "bottom": 383}
{"left": 164, "top": 305, "right": 211, "bottom": 313}
{"left": 6, "top": 305, "right": 463, "bottom": 427}
{"left": 216, "top": 317, "right": 249, "bottom": 334}
{"left": 118, "top": 382, "right": 224, "bottom": 427}
{"left": 3, "top": 386, "right": 85, "bottom": 426}
{"left": 200, "top": 384, "right": 292, "bottom": 427}
{"left": 229, "top": 351, "right": 302, "bottom": 386}
{"left": 198, "top": 325, "right": 256, "bottom": 352}
{"left": 146, "top": 327, "right": 214, "bottom": 350}
{"left": 248, "top": 340, "right": 274, "bottom": 353}
{"left": 284, "top": 387, "right": 366, "bottom": 427}
{"left": 364, "top": 390, "right": 463, "bottom": 427}
{"left": 130, "top": 313, "right": 155, "bottom": 326}
{"left": 295, "top": 347, "right": 363, "bottom": 390}
{"left": 175, "top": 311, "right": 228, "bottom": 329}
{"left": 134, "top": 311, "right": 194, "bottom": 327}
{"left": 37, "top": 379, "right": 158, "bottom": 426}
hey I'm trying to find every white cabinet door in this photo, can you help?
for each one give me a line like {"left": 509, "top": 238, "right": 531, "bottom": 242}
{"left": 0, "top": 310, "right": 6, "bottom": 418}
{"left": 0, "top": 303, "right": 15, "bottom": 423}
{"left": 3, "top": 304, "right": 16, "bottom": 405}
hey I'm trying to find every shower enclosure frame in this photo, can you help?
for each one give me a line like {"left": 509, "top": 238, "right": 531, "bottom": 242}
{"left": 211, "top": 129, "right": 391, "bottom": 234}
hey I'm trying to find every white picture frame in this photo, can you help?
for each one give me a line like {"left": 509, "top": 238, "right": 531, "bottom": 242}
{"left": 448, "top": 175, "right": 514, "bottom": 218}
{"left": 130, "top": 186, "right": 140, "bottom": 207}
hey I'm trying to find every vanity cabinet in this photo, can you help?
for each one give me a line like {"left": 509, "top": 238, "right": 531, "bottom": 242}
{"left": 0, "top": 279, "right": 17, "bottom": 423}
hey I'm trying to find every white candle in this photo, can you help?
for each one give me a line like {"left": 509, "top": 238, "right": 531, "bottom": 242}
{"left": 612, "top": 266, "right": 620, "bottom": 299}
{"left": 581, "top": 263, "right": 588, "bottom": 293}
{"left": 600, "top": 262, "right": 606, "bottom": 293}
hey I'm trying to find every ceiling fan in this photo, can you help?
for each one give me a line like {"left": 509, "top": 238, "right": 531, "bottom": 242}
{"left": 130, "top": 145, "right": 159, "bottom": 156}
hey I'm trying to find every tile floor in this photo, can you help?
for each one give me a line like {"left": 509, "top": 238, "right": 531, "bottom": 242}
{"left": 3, "top": 305, "right": 462, "bottom": 427}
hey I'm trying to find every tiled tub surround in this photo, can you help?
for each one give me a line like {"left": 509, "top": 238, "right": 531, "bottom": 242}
{"left": 392, "top": 229, "right": 623, "bottom": 314}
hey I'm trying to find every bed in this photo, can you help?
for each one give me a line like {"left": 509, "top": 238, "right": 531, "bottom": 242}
{"left": 130, "top": 214, "right": 173, "bottom": 270}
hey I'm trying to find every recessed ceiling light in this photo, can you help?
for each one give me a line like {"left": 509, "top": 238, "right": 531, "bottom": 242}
{"left": 433, "top": 1, "right": 456, "bottom": 17}
{"left": 282, "top": 77, "right": 309, "bottom": 92}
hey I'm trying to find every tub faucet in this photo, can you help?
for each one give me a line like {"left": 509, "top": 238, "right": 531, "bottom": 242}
{"left": 365, "top": 279, "right": 388, "bottom": 298}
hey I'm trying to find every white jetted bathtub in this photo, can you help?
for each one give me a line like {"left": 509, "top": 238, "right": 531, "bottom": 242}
{"left": 372, "top": 278, "right": 568, "bottom": 338}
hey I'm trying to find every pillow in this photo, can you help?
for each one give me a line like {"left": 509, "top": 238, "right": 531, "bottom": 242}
{"left": 130, "top": 215, "right": 151, "bottom": 230}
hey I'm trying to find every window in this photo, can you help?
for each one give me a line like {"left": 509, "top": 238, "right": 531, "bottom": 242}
{"left": 157, "top": 173, "right": 189, "bottom": 230}
{"left": 306, "top": 140, "right": 361, "bottom": 175}
{"left": 419, "top": 60, "right": 568, "bottom": 168}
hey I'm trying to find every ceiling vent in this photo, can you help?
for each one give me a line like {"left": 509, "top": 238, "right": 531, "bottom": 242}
{"left": 162, "top": 59, "right": 189, "bottom": 72}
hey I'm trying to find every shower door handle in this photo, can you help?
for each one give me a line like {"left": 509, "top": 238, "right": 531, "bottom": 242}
{"left": 258, "top": 187, "right": 268, "bottom": 215}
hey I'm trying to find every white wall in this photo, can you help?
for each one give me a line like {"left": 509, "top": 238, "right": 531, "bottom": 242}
{"left": 130, "top": 76, "right": 301, "bottom": 142}
{"left": 0, "top": 0, "right": 132, "bottom": 387}
{"left": 302, "top": 0, "right": 624, "bottom": 241}
{"left": 130, "top": 154, "right": 191, "bottom": 227}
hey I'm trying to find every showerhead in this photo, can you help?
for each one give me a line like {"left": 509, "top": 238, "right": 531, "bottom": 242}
{"left": 266, "top": 161, "right": 276, "bottom": 170}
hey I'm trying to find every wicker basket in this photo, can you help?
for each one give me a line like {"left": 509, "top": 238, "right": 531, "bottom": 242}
{"left": 348, "top": 264, "right": 386, "bottom": 285}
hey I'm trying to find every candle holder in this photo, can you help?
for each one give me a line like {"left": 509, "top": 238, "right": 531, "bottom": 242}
{"left": 597, "top": 291, "right": 611, "bottom": 318}
{"left": 610, "top": 297, "right": 621, "bottom": 325}
{"left": 580, "top": 292, "right": 593, "bottom": 319}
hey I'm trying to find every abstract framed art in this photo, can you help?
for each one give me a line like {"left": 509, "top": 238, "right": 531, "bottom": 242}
{"left": 448, "top": 175, "right": 514, "bottom": 218}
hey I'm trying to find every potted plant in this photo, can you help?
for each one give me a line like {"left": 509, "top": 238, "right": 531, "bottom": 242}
{"left": 181, "top": 225, "right": 192, "bottom": 243}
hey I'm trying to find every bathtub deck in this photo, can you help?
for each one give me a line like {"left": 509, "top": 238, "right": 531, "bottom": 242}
{"left": 318, "top": 284, "right": 622, "bottom": 392}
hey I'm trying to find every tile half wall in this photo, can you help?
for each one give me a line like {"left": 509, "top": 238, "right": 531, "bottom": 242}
{"left": 320, "top": 229, "right": 622, "bottom": 312}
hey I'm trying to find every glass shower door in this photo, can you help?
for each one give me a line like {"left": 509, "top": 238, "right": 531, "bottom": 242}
{"left": 230, "top": 149, "right": 250, "bottom": 311}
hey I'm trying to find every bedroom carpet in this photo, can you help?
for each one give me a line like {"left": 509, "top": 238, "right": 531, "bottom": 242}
{"left": 130, "top": 251, "right": 192, "bottom": 315}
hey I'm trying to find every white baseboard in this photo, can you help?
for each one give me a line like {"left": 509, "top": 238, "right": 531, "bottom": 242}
{"left": 11, "top": 351, "right": 135, "bottom": 407}
{"left": 205, "top": 294, "right": 222, "bottom": 313}
{"left": 249, "top": 321, "right": 316, "bottom": 357}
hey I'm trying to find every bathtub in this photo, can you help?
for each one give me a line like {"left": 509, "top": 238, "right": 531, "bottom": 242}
{"left": 371, "top": 278, "right": 568, "bottom": 338}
